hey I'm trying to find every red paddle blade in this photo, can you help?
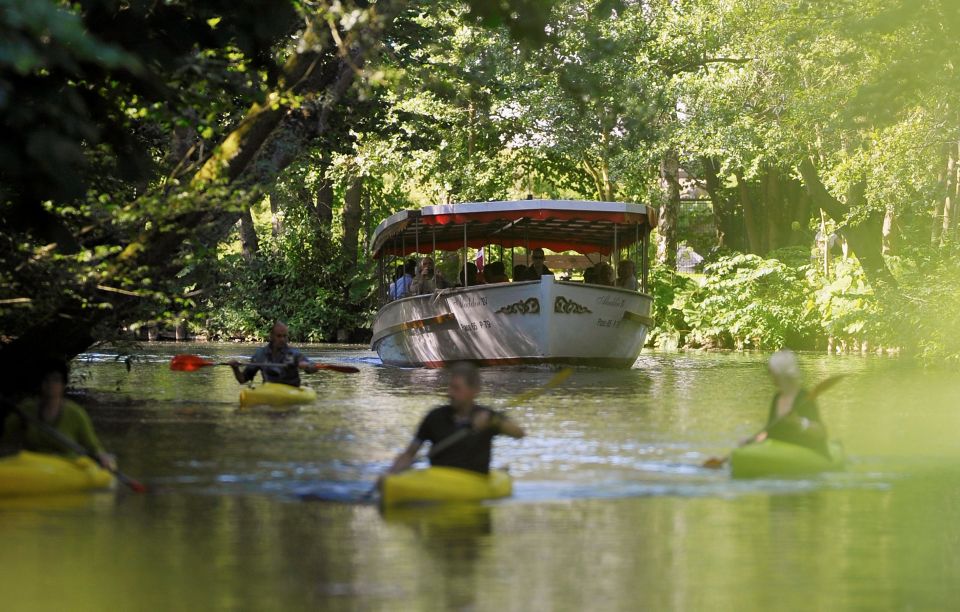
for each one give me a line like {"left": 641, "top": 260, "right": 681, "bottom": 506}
{"left": 170, "top": 354, "right": 215, "bottom": 372}
{"left": 311, "top": 364, "right": 360, "bottom": 374}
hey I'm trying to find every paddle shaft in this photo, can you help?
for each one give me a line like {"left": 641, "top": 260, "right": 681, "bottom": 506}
{"left": 12, "top": 407, "right": 146, "bottom": 493}
{"left": 171, "top": 355, "right": 358, "bottom": 374}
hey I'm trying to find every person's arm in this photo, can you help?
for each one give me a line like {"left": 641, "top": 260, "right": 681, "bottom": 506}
{"left": 70, "top": 404, "right": 116, "bottom": 470}
{"left": 386, "top": 438, "right": 423, "bottom": 474}
{"left": 473, "top": 410, "right": 525, "bottom": 439}
{"left": 229, "top": 349, "right": 263, "bottom": 384}
{"left": 295, "top": 351, "right": 313, "bottom": 371}
{"left": 495, "top": 415, "right": 525, "bottom": 439}
{"left": 228, "top": 361, "right": 252, "bottom": 384}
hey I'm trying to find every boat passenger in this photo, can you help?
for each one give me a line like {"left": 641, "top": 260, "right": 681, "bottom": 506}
{"left": 512, "top": 264, "right": 529, "bottom": 281}
{"left": 389, "top": 259, "right": 416, "bottom": 300}
{"left": 384, "top": 362, "right": 525, "bottom": 476}
{"left": 528, "top": 248, "right": 553, "bottom": 279}
{"left": 0, "top": 359, "right": 116, "bottom": 469}
{"left": 616, "top": 260, "right": 638, "bottom": 291}
{"left": 228, "top": 321, "right": 312, "bottom": 388}
{"left": 484, "top": 261, "right": 509, "bottom": 283}
{"left": 753, "top": 350, "right": 829, "bottom": 455}
{"left": 583, "top": 265, "right": 597, "bottom": 284}
{"left": 458, "top": 262, "right": 484, "bottom": 287}
{"left": 410, "top": 256, "right": 451, "bottom": 295}
{"left": 593, "top": 262, "right": 614, "bottom": 286}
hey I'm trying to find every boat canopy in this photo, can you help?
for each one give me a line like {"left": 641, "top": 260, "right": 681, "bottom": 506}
{"left": 369, "top": 199, "right": 655, "bottom": 259}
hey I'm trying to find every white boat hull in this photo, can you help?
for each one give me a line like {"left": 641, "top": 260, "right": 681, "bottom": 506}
{"left": 371, "top": 276, "right": 653, "bottom": 368}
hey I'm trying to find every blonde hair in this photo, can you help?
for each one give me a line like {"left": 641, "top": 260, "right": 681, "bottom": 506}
{"left": 768, "top": 349, "right": 801, "bottom": 382}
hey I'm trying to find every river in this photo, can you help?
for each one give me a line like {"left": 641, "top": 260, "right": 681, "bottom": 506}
{"left": 2, "top": 344, "right": 959, "bottom": 611}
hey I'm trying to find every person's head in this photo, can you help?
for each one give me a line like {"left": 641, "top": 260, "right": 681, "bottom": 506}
{"left": 618, "top": 260, "right": 635, "bottom": 277}
{"left": 459, "top": 262, "right": 479, "bottom": 286}
{"left": 38, "top": 358, "right": 69, "bottom": 402}
{"left": 595, "top": 262, "right": 613, "bottom": 285}
{"left": 404, "top": 259, "right": 417, "bottom": 276}
{"left": 583, "top": 265, "right": 596, "bottom": 283}
{"left": 447, "top": 361, "right": 481, "bottom": 406}
{"left": 268, "top": 320, "right": 290, "bottom": 350}
{"left": 485, "top": 261, "right": 507, "bottom": 283}
{"left": 512, "top": 264, "right": 528, "bottom": 281}
{"left": 419, "top": 256, "right": 435, "bottom": 276}
{"left": 768, "top": 349, "right": 802, "bottom": 391}
{"left": 394, "top": 264, "right": 404, "bottom": 280}
{"left": 531, "top": 248, "right": 546, "bottom": 271}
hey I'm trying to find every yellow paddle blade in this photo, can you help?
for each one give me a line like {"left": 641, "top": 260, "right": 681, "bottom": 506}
{"left": 702, "top": 457, "right": 727, "bottom": 469}
{"left": 511, "top": 367, "right": 573, "bottom": 405}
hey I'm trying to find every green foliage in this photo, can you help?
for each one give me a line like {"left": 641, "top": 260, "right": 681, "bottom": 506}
{"left": 674, "top": 254, "right": 820, "bottom": 350}
{"left": 647, "top": 265, "right": 695, "bottom": 349}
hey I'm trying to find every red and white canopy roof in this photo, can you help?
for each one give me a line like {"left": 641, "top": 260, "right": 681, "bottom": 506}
{"left": 370, "top": 199, "right": 655, "bottom": 259}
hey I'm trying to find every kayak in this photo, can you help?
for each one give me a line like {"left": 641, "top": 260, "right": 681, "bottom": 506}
{"left": 731, "top": 439, "right": 845, "bottom": 479}
{"left": 239, "top": 382, "right": 317, "bottom": 407}
{"left": 0, "top": 451, "right": 115, "bottom": 497}
{"left": 380, "top": 467, "right": 512, "bottom": 506}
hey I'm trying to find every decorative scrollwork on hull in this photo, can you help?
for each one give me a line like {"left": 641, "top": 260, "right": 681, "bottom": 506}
{"left": 495, "top": 297, "right": 540, "bottom": 315}
{"left": 554, "top": 296, "right": 592, "bottom": 314}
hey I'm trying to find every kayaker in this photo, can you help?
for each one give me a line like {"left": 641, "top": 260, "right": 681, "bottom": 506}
{"left": 384, "top": 362, "right": 525, "bottom": 476}
{"left": 751, "top": 350, "right": 829, "bottom": 455}
{"left": 0, "top": 359, "right": 116, "bottom": 469}
{"left": 228, "top": 321, "right": 312, "bottom": 387}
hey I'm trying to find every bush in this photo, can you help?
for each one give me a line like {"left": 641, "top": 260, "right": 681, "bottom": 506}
{"left": 672, "top": 254, "right": 820, "bottom": 350}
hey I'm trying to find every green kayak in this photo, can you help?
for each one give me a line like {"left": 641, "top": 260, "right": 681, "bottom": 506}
{"left": 730, "top": 439, "right": 845, "bottom": 479}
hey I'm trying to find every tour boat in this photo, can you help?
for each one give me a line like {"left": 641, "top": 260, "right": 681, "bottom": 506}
{"left": 369, "top": 200, "right": 656, "bottom": 368}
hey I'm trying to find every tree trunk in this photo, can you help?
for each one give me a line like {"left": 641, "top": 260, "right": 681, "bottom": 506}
{"left": 702, "top": 156, "right": 742, "bottom": 251}
{"left": 238, "top": 205, "right": 259, "bottom": 260}
{"left": 932, "top": 142, "right": 950, "bottom": 244}
{"left": 270, "top": 192, "right": 284, "bottom": 237}
{"left": 882, "top": 206, "right": 897, "bottom": 255}
{"left": 342, "top": 174, "right": 364, "bottom": 273}
{"left": 798, "top": 157, "right": 896, "bottom": 292}
{"left": 736, "top": 171, "right": 762, "bottom": 254}
{"left": 942, "top": 142, "right": 957, "bottom": 244}
{"left": 764, "top": 167, "right": 782, "bottom": 252}
{"left": 657, "top": 150, "right": 681, "bottom": 268}
{"left": 315, "top": 172, "right": 334, "bottom": 225}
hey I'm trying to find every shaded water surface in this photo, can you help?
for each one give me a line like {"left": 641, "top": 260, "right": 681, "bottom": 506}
{"left": 2, "top": 345, "right": 959, "bottom": 610}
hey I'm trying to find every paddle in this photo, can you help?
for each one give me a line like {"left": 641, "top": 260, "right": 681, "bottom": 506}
{"left": 12, "top": 407, "right": 147, "bottom": 493}
{"left": 702, "top": 374, "right": 846, "bottom": 469}
{"left": 427, "top": 367, "right": 573, "bottom": 460}
{"left": 170, "top": 354, "right": 360, "bottom": 374}
{"left": 311, "top": 367, "right": 572, "bottom": 504}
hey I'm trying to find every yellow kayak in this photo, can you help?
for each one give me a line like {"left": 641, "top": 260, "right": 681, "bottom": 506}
{"left": 239, "top": 382, "right": 317, "bottom": 407}
{"left": 381, "top": 466, "right": 512, "bottom": 506}
{"left": 0, "top": 451, "right": 115, "bottom": 497}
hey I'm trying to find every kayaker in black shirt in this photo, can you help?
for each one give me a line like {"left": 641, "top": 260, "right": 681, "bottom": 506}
{"left": 751, "top": 350, "right": 829, "bottom": 456}
{"left": 385, "top": 362, "right": 525, "bottom": 475}
{"left": 228, "top": 321, "right": 312, "bottom": 387}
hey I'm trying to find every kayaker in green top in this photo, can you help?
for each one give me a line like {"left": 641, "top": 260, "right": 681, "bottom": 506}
{"left": 384, "top": 362, "right": 525, "bottom": 476}
{"left": 751, "top": 350, "right": 829, "bottom": 456}
{"left": 0, "top": 359, "right": 116, "bottom": 469}
{"left": 228, "top": 321, "right": 313, "bottom": 387}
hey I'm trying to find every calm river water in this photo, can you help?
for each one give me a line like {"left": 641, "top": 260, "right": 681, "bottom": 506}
{"left": 2, "top": 344, "right": 959, "bottom": 611}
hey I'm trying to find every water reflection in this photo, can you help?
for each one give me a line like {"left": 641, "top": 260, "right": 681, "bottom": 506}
{"left": 2, "top": 344, "right": 959, "bottom": 609}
